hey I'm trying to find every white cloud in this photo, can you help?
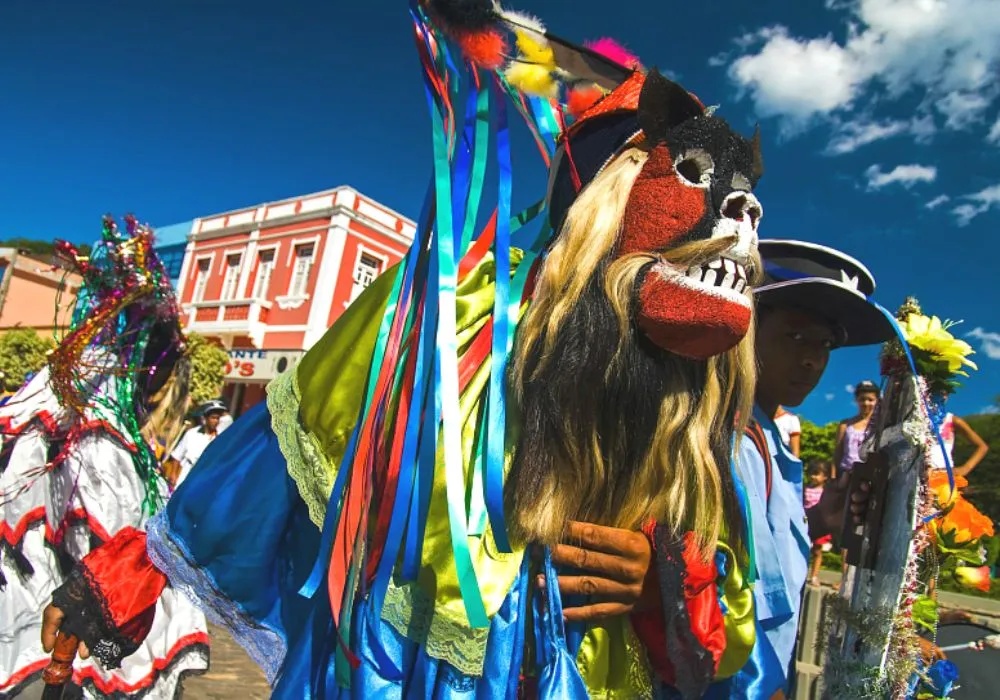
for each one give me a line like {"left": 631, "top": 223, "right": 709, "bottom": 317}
{"left": 982, "top": 405, "right": 1000, "bottom": 415}
{"left": 727, "top": 27, "right": 864, "bottom": 125}
{"left": 967, "top": 327, "right": 1000, "bottom": 359}
{"left": 827, "top": 118, "right": 909, "bottom": 154}
{"left": 721, "top": 0, "right": 1000, "bottom": 146}
{"left": 988, "top": 116, "right": 1000, "bottom": 144}
{"left": 937, "top": 90, "right": 993, "bottom": 130}
{"left": 846, "top": 384, "right": 856, "bottom": 394}
{"left": 865, "top": 164, "right": 937, "bottom": 190}
{"left": 951, "top": 183, "right": 1000, "bottom": 226}
{"left": 925, "top": 194, "right": 950, "bottom": 209}
{"left": 825, "top": 393, "right": 837, "bottom": 401}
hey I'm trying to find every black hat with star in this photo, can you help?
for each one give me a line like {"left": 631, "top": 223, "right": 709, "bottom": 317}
{"left": 755, "top": 239, "right": 895, "bottom": 347}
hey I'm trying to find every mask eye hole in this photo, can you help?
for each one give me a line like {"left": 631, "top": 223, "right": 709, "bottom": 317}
{"left": 674, "top": 149, "right": 714, "bottom": 188}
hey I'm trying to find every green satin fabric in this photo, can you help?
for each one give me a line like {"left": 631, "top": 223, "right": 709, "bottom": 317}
{"left": 715, "top": 542, "right": 756, "bottom": 679}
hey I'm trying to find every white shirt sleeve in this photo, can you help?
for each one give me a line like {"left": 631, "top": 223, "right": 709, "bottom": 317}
{"left": 786, "top": 414, "right": 801, "bottom": 436}
{"left": 170, "top": 429, "right": 191, "bottom": 463}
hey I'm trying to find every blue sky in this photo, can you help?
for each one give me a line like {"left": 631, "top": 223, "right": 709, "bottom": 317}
{"left": 0, "top": 0, "right": 997, "bottom": 424}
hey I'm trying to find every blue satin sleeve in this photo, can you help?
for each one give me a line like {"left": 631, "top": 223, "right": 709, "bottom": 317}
{"left": 147, "top": 402, "right": 321, "bottom": 684}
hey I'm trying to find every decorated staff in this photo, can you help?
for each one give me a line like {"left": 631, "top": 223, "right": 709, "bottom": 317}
{"left": 824, "top": 298, "right": 989, "bottom": 699}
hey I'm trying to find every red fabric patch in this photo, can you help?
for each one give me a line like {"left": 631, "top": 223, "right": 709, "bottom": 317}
{"left": 620, "top": 145, "right": 706, "bottom": 255}
{"left": 631, "top": 529, "right": 726, "bottom": 687}
{"left": 637, "top": 273, "right": 751, "bottom": 360}
{"left": 80, "top": 527, "right": 167, "bottom": 643}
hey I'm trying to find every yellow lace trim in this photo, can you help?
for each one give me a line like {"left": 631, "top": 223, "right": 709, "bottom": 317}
{"left": 381, "top": 577, "right": 492, "bottom": 677}
{"left": 266, "top": 370, "right": 336, "bottom": 528}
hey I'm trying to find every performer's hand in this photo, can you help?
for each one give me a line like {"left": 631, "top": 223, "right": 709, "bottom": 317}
{"left": 538, "top": 521, "right": 654, "bottom": 623}
{"left": 41, "top": 604, "right": 90, "bottom": 659}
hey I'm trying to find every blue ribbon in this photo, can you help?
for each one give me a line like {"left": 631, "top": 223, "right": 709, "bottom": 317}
{"left": 484, "top": 77, "right": 514, "bottom": 554}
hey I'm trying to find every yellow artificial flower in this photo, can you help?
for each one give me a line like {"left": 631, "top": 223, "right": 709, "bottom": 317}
{"left": 901, "top": 313, "right": 978, "bottom": 375}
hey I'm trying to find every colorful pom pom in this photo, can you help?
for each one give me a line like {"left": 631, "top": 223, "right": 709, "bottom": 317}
{"left": 505, "top": 62, "right": 557, "bottom": 98}
{"left": 455, "top": 28, "right": 508, "bottom": 70}
{"left": 585, "top": 38, "right": 642, "bottom": 70}
{"left": 566, "top": 85, "right": 607, "bottom": 119}
{"left": 514, "top": 28, "right": 553, "bottom": 66}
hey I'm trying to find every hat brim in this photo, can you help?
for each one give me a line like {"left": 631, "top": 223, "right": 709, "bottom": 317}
{"left": 755, "top": 279, "right": 895, "bottom": 347}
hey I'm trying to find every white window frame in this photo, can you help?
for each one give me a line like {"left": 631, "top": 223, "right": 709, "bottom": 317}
{"left": 252, "top": 244, "right": 279, "bottom": 300}
{"left": 349, "top": 247, "right": 389, "bottom": 302}
{"left": 220, "top": 252, "right": 243, "bottom": 301}
{"left": 287, "top": 241, "right": 317, "bottom": 298}
{"left": 191, "top": 254, "right": 214, "bottom": 303}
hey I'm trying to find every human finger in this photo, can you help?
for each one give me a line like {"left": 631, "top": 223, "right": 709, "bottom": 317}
{"left": 550, "top": 543, "right": 639, "bottom": 582}
{"left": 41, "top": 605, "right": 64, "bottom": 653}
{"left": 562, "top": 601, "right": 632, "bottom": 623}
{"left": 78, "top": 640, "right": 90, "bottom": 660}
{"left": 564, "top": 521, "right": 648, "bottom": 558}
{"left": 555, "top": 575, "right": 643, "bottom": 602}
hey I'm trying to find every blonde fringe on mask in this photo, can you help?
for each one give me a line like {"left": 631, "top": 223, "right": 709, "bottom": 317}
{"left": 510, "top": 146, "right": 760, "bottom": 557}
{"left": 514, "top": 147, "right": 649, "bottom": 388}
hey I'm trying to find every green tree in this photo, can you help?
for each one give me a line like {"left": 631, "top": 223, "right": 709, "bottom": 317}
{"left": 0, "top": 328, "right": 56, "bottom": 391}
{"left": 956, "top": 412, "right": 1000, "bottom": 523}
{"left": 186, "top": 333, "right": 227, "bottom": 405}
{"left": 800, "top": 418, "right": 838, "bottom": 467}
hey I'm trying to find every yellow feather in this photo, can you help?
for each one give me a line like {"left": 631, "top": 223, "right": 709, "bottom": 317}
{"left": 514, "top": 29, "right": 555, "bottom": 69}
{"left": 504, "top": 62, "right": 558, "bottom": 98}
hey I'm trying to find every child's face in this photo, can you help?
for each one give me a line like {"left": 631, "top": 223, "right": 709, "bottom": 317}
{"left": 856, "top": 391, "right": 878, "bottom": 415}
{"left": 810, "top": 471, "right": 828, "bottom": 487}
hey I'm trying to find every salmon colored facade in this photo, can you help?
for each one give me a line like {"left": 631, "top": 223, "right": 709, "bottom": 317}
{"left": 175, "top": 186, "right": 415, "bottom": 416}
{"left": 0, "top": 248, "right": 81, "bottom": 338}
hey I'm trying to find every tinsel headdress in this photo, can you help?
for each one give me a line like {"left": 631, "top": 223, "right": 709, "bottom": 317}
{"left": 2, "top": 215, "right": 185, "bottom": 514}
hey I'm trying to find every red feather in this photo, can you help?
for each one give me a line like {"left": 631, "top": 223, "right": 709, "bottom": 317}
{"left": 585, "top": 38, "right": 642, "bottom": 70}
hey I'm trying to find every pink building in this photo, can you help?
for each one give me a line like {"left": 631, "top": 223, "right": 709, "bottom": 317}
{"left": 0, "top": 248, "right": 81, "bottom": 338}
{"left": 176, "top": 186, "right": 415, "bottom": 415}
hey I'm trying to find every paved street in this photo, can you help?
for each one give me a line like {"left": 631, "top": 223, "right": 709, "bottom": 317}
{"left": 180, "top": 624, "right": 270, "bottom": 699}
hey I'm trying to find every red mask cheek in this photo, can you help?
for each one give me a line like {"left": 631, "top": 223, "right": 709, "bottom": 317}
{"left": 620, "top": 145, "right": 708, "bottom": 256}
{"left": 636, "top": 268, "right": 752, "bottom": 360}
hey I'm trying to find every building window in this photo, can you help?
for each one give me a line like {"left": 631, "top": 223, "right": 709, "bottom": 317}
{"left": 220, "top": 253, "right": 242, "bottom": 301}
{"left": 193, "top": 259, "right": 210, "bottom": 302}
{"left": 289, "top": 243, "right": 315, "bottom": 297}
{"left": 253, "top": 250, "right": 275, "bottom": 299}
{"left": 350, "top": 251, "right": 384, "bottom": 302}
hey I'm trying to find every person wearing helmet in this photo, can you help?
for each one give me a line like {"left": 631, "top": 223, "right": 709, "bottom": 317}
{"left": 164, "top": 399, "right": 228, "bottom": 488}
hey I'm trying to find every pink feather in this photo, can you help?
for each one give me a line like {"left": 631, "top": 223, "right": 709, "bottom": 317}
{"left": 584, "top": 38, "right": 641, "bottom": 69}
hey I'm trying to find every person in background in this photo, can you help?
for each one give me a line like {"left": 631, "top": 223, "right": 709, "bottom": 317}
{"left": 929, "top": 392, "right": 989, "bottom": 478}
{"left": 162, "top": 399, "right": 227, "bottom": 488}
{"left": 214, "top": 397, "right": 234, "bottom": 433}
{"left": 804, "top": 459, "right": 834, "bottom": 586}
{"left": 774, "top": 406, "right": 802, "bottom": 456}
{"left": 834, "top": 380, "right": 880, "bottom": 477}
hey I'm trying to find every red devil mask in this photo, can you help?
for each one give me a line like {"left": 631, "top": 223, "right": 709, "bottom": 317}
{"left": 550, "top": 70, "right": 764, "bottom": 360}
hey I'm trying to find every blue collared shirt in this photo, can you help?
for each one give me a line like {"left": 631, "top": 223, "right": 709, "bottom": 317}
{"left": 730, "top": 406, "right": 811, "bottom": 696}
